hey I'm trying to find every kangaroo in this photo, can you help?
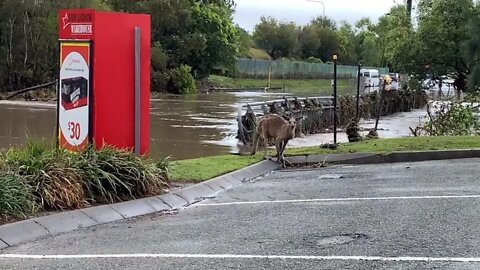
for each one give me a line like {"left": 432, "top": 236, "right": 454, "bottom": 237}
{"left": 251, "top": 114, "right": 297, "bottom": 167}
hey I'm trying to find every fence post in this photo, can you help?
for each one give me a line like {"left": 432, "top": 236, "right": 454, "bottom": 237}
{"left": 333, "top": 55, "right": 338, "bottom": 145}
{"left": 356, "top": 64, "right": 361, "bottom": 120}
{"left": 268, "top": 64, "right": 272, "bottom": 89}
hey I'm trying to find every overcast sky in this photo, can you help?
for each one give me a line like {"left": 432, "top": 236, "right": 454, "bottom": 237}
{"left": 233, "top": 0, "right": 399, "bottom": 32}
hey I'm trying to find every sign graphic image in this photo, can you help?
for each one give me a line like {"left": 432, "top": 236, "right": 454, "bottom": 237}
{"left": 61, "top": 76, "right": 88, "bottom": 110}
{"left": 58, "top": 42, "right": 90, "bottom": 151}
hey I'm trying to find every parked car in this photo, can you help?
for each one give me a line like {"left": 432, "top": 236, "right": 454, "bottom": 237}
{"left": 360, "top": 69, "right": 380, "bottom": 88}
{"left": 389, "top": 73, "right": 401, "bottom": 82}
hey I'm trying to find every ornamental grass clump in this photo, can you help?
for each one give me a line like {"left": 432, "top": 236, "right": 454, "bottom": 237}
{"left": 0, "top": 173, "right": 39, "bottom": 219}
{"left": 4, "top": 142, "right": 86, "bottom": 210}
{"left": 1, "top": 142, "right": 170, "bottom": 213}
{"left": 80, "top": 146, "right": 170, "bottom": 204}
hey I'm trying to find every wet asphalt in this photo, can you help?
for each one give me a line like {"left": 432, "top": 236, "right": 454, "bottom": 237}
{"left": 2, "top": 158, "right": 480, "bottom": 269}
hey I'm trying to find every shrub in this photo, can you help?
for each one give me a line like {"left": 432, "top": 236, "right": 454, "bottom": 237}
{"left": 0, "top": 173, "right": 38, "bottom": 218}
{"left": 3, "top": 142, "right": 170, "bottom": 210}
{"left": 167, "top": 64, "right": 198, "bottom": 94}
{"left": 423, "top": 101, "right": 480, "bottom": 136}
{"left": 79, "top": 146, "right": 170, "bottom": 204}
{"left": 4, "top": 142, "right": 86, "bottom": 210}
{"left": 305, "top": 57, "right": 323, "bottom": 63}
{"left": 151, "top": 42, "right": 169, "bottom": 92}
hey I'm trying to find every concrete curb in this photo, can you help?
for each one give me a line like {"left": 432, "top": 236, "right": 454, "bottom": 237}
{"left": 0, "top": 160, "right": 279, "bottom": 250}
{"left": 285, "top": 149, "right": 480, "bottom": 166}
{"left": 1, "top": 149, "right": 477, "bottom": 249}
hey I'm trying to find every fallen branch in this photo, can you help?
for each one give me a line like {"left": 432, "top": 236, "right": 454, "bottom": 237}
{"left": 3, "top": 80, "right": 56, "bottom": 100}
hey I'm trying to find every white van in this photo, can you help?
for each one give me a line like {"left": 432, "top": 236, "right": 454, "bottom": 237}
{"left": 360, "top": 69, "right": 380, "bottom": 88}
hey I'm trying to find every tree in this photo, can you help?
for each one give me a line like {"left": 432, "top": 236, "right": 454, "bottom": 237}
{"left": 310, "top": 16, "right": 337, "bottom": 31}
{"left": 316, "top": 27, "right": 339, "bottom": 62}
{"left": 389, "top": 0, "right": 475, "bottom": 95}
{"left": 353, "top": 18, "right": 381, "bottom": 66}
{"left": 336, "top": 21, "right": 357, "bottom": 65}
{"left": 253, "top": 17, "right": 299, "bottom": 59}
{"left": 309, "top": 17, "right": 339, "bottom": 62}
{"left": 298, "top": 25, "right": 320, "bottom": 59}
{"left": 104, "top": 0, "right": 140, "bottom": 12}
{"left": 359, "top": 34, "right": 381, "bottom": 66}
{"left": 236, "top": 25, "right": 251, "bottom": 57}
{"left": 139, "top": 0, "right": 239, "bottom": 87}
{"left": 377, "top": 5, "right": 411, "bottom": 67}
{"left": 0, "top": 0, "right": 110, "bottom": 91}
{"left": 384, "top": 4, "right": 421, "bottom": 73}
{"left": 416, "top": 0, "right": 474, "bottom": 93}
{"left": 273, "top": 21, "right": 299, "bottom": 58}
{"left": 187, "top": 2, "right": 239, "bottom": 78}
{"left": 0, "top": 0, "right": 240, "bottom": 93}
{"left": 253, "top": 16, "right": 278, "bottom": 56}
{"left": 465, "top": 12, "right": 480, "bottom": 91}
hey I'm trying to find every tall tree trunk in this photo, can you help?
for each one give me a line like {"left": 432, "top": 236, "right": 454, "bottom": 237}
{"left": 23, "top": 10, "right": 29, "bottom": 68}
{"left": 406, "top": 0, "right": 413, "bottom": 21}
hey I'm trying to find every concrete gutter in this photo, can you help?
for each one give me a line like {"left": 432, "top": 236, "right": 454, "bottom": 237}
{"left": 1, "top": 148, "right": 480, "bottom": 249}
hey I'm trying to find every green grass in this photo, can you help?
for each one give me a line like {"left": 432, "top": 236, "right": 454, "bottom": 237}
{"left": 247, "top": 48, "right": 272, "bottom": 60}
{"left": 208, "top": 75, "right": 353, "bottom": 95}
{"left": 284, "top": 136, "right": 480, "bottom": 156}
{"left": 170, "top": 155, "right": 263, "bottom": 183}
{"left": 170, "top": 136, "right": 480, "bottom": 182}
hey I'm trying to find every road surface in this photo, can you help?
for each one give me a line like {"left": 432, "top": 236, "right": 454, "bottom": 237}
{"left": 2, "top": 158, "right": 480, "bottom": 269}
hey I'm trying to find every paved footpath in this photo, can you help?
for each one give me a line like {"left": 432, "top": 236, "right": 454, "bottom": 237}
{"left": 2, "top": 158, "right": 480, "bottom": 269}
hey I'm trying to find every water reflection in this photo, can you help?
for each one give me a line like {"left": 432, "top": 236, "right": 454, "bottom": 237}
{"left": 0, "top": 91, "right": 299, "bottom": 160}
{"left": 0, "top": 103, "right": 56, "bottom": 149}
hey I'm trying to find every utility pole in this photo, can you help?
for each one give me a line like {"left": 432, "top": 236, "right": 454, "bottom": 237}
{"left": 356, "top": 64, "right": 361, "bottom": 120}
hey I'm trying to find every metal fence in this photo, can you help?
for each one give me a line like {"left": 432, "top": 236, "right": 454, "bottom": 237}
{"left": 235, "top": 58, "right": 389, "bottom": 80}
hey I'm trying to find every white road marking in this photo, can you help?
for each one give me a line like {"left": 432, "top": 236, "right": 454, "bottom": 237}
{"left": 1, "top": 253, "right": 480, "bottom": 262}
{"left": 199, "top": 194, "right": 480, "bottom": 207}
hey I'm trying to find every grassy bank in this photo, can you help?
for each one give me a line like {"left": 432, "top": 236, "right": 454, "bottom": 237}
{"left": 171, "top": 136, "right": 480, "bottom": 182}
{"left": 0, "top": 142, "right": 169, "bottom": 222}
{"left": 208, "top": 75, "right": 353, "bottom": 95}
{"left": 246, "top": 48, "right": 272, "bottom": 60}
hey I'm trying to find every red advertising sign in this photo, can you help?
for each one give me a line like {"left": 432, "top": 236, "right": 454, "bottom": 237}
{"left": 59, "top": 9, "right": 95, "bottom": 40}
{"left": 58, "top": 9, "right": 151, "bottom": 155}
{"left": 58, "top": 42, "right": 91, "bottom": 151}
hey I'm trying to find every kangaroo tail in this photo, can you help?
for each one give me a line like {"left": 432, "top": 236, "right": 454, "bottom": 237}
{"left": 251, "top": 131, "right": 260, "bottom": 155}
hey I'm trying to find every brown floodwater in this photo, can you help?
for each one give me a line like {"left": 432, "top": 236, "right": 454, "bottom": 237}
{"left": 0, "top": 91, "right": 305, "bottom": 160}
{"left": 0, "top": 88, "right": 432, "bottom": 160}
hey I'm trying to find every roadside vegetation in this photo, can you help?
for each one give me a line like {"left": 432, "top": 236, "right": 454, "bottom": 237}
{"left": 4, "top": 1, "right": 480, "bottom": 96}
{"left": 4, "top": 0, "right": 480, "bottom": 227}
{"left": 0, "top": 142, "right": 169, "bottom": 223}
{"left": 171, "top": 136, "right": 480, "bottom": 182}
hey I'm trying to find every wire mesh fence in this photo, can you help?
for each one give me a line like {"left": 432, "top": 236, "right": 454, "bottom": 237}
{"left": 235, "top": 58, "right": 389, "bottom": 80}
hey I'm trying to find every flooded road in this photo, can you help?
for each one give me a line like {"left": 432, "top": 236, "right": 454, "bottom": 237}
{"left": 0, "top": 91, "right": 296, "bottom": 160}
{"left": 0, "top": 89, "right": 427, "bottom": 160}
